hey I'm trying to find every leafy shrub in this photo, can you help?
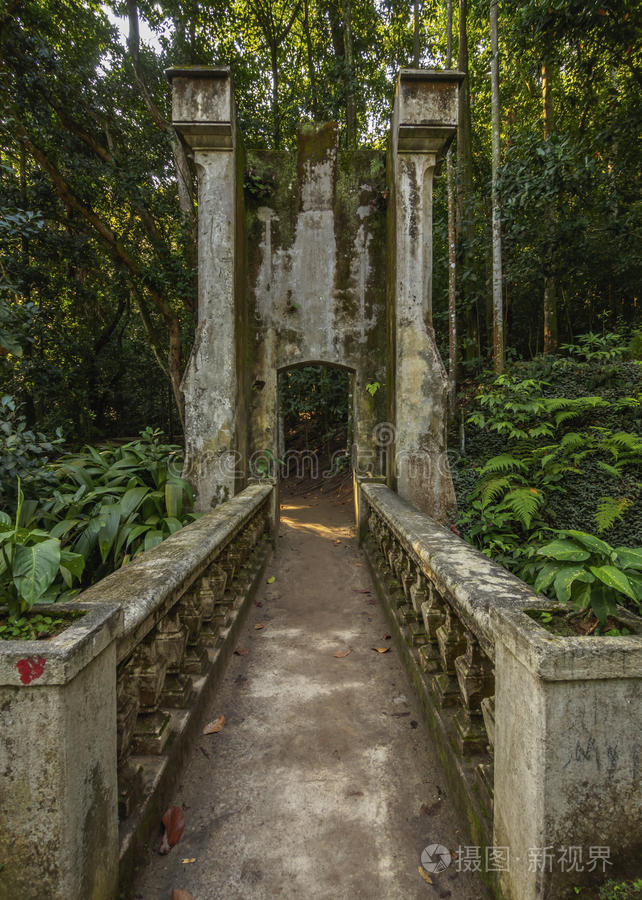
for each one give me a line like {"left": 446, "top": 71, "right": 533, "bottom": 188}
{"left": 558, "top": 331, "right": 629, "bottom": 363}
{"left": 524, "top": 529, "right": 642, "bottom": 623}
{"left": 454, "top": 342, "right": 642, "bottom": 611}
{"left": 0, "top": 429, "right": 196, "bottom": 624}
{"left": 44, "top": 428, "right": 196, "bottom": 582}
{"left": 598, "top": 877, "right": 642, "bottom": 899}
{"left": 0, "top": 481, "right": 84, "bottom": 619}
{"left": 0, "top": 395, "right": 63, "bottom": 508}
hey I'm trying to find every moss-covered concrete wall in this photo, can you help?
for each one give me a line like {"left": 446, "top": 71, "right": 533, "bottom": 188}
{"left": 243, "top": 123, "right": 389, "bottom": 472}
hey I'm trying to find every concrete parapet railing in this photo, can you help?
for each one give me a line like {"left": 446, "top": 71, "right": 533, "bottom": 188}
{"left": 0, "top": 482, "right": 274, "bottom": 900}
{"left": 359, "top": 481, "right": 642, "bottom": 900}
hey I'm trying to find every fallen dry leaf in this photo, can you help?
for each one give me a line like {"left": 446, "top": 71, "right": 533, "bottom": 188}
{"left": 254, "top": 623, "right": 264, "bottom": 630}
{"left": 333, "top": 540, "right": 342, "bottom": 545}
{"left": 159, "top": 806, "right": 185, "bottom": 854}
{"left": 353, "top": 588, "right": 371, "bottom": 594}
{"left": 383, "top": 632, "right": 391, "bottom": 639}
{"left": 418, "top": 865, "right": 433, "bottom": 884}
{"left": 234, "top": 647, "right": 250, "bottom": 655}
{"left": 203, "top": 715, "right": 225, "bottom": 735}
{"left": 372, "top": 647, "right": 390, "bottom": 653}
{"left": 255, "top": 600, "right": 263, "bottom": 607}
{"left": 172, "top": 891, "right": 195, "bottom": 900}
{"left": 181, "top": 858, "right": 196, "bottom": 865}
{"left": 333, "top": 648, "right": 352, "bottom": 658}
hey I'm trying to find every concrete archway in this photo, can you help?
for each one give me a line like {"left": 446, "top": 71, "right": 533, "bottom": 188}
{"left": 169, "top": 67, "right": 462, "bottom": 522}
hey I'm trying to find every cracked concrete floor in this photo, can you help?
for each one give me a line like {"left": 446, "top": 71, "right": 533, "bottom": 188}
{"left": 133, "top": 485, "right": 487, "bottom": 900}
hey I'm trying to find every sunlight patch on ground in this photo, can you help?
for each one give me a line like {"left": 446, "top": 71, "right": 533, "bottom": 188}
{"left": 247, "top": 670, "right": 365, "bottom": 703}
{"left": 280, "top": 515, "right": 354, "bottom": 540}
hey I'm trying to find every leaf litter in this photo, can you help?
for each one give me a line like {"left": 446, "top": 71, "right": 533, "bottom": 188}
{"left": 159, "top": 806, "right": 184, "bottom": 854}
{"left": 203, "top": 714, "right": 225, "bottom": 735}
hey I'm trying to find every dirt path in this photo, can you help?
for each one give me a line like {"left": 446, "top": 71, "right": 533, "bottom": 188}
{"left": 133, "top": 486, "right": 486, "bottom": 900}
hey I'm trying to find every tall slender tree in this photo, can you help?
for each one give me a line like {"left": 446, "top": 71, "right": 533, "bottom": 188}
{"left": 251, "top": 0, "right": 302, "bottom": 149}
{"left": 541, "top": 60, "right": 558, "bottom": 354}
{"left": 340, "top": 0, "right": 357, "bottom": 147}
{"left": 456, "top": 0, "right": 478, "bottom": 362}
{"left": 490, "top": 0, "right": 504, "bottom": 372}
{"left": 446, "top": 0, "right": 457, "bottom": 411}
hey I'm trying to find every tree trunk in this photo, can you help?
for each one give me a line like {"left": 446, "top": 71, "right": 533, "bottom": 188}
{"left": 490, "top": 0, "right": 504, "bottom": 373}
{"left": 541, "top": 61, "right": 558, "bottom": 354}
{"left": 303, "top": 0, "right": 318, "bottom": 117}
{"left": 446, "top": 0, "right": 457, "bottom": 412}
{"left": 340, "top": 0, "right": 356, "bottom": 147}
{"left": 413, "top": 0, "right": 421, "bottom": 67}
{"left": 457, "top": 0, "right": 478, "bottom": 363}
{"left": 271, "top": 44, "right": 281, "bottom": 149}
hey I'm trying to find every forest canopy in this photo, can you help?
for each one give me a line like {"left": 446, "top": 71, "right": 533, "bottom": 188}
{"left": 0, "top": 0, "right": 640, "bottom": 440}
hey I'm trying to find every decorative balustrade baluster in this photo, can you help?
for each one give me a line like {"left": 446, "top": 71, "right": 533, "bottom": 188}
{"left": 410, "top": 568, "right": 429, "bottom": 614}
{"left": 220, "top": 545, "right": 242, "bottom": 584}
{"left": 395, "top": 550, "right": 419, "bottom": 629}
{"left": 157, "top": 610, "right": 193, "bottom": 707}
{"left": 432, "top": 603, "right": 467, "bottom": 708}
{"left": 199, "top": 562, "right": 227, "bottom": 646}
{"left": 129, "top": 633, "right": 171, "bottom": 755}
{"left": 404, "top": 564, "right": 428, "bottom": 647}
{"left": 453, "top": 630, "right": 495, "bottom": 755}
{"left": 419, "top": 585, "right": 448, "bottom": 674}
{"left": 399, "top": 553, "right": 413, "bottom": 600}
{"left": 116, "top": 664, "right": 139, "bottom": 765}
{"left": 180, "top": 585, "right": 209, "bottom": 675}
{"left": 105, "top": 484, "right": 273, "bottom": 837}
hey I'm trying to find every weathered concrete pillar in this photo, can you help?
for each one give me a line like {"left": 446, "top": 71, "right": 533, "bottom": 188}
{"left": 168, "top": 67, "right": 243, "bottom": 510}
{"left": 390, "top": 70, "right": 463, "bottom": 522}
{"left": 491, "top": 604, "right": 642, "bottom": 899}
{"left": 0, "top": 603, "right": 121, "bottom": 899}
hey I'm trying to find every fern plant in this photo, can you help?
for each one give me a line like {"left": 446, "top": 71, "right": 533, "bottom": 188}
{"left": 558, "top": 332, "right": 629, "bottom": 363}
{"left": 595, "top": 497, "right": 634, "bottom": 533}
{"left": 459, "top": 369, "right": 641, "bottom": 566}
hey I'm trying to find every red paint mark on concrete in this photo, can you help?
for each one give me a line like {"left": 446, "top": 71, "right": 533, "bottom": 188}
{"left": 16, "top": 656, "right": 46, "bottom": 684}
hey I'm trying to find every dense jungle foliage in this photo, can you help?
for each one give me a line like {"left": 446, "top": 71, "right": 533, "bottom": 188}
{"left": 0, "top": 1, "right": 640, "bottom": 629}
{"left": 1, "top": 0, "right": 640, "bottom": 437}
{"left": 0, "top": 422, "right": 195, "bottom": 630}
{"left": 278, "top": 365, "right": 351, "bottom": 467}
{"left": 452, "top": 329, "right": 642, "bottom": 625}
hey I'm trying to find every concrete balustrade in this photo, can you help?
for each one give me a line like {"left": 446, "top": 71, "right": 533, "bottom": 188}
{"left": 0, "top": 483, "right": 274, "bottom": 900}
{"left": 359, "top": 480, "right": 642, "bottom": 899}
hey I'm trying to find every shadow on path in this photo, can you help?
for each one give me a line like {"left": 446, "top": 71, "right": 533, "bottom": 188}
{"left": 133, "top": 484, "right": 486, "bottom": 899}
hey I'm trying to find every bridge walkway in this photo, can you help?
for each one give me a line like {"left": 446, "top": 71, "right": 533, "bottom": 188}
{"left": 133, "top": 485, "right": 484, "bottom": 900}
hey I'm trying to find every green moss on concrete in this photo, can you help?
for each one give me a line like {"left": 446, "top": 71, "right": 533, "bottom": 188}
{"left": 243, "top": 129, "right": 392, "bottom": 476}
{"left": 235, "top": 129, "right": 249, "bottom": 491}
{"left": 385, "top": 133, "right": 397, "bottom": 488}
{"left": 297, "top": 121, "right": 338, "bottom": 170}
